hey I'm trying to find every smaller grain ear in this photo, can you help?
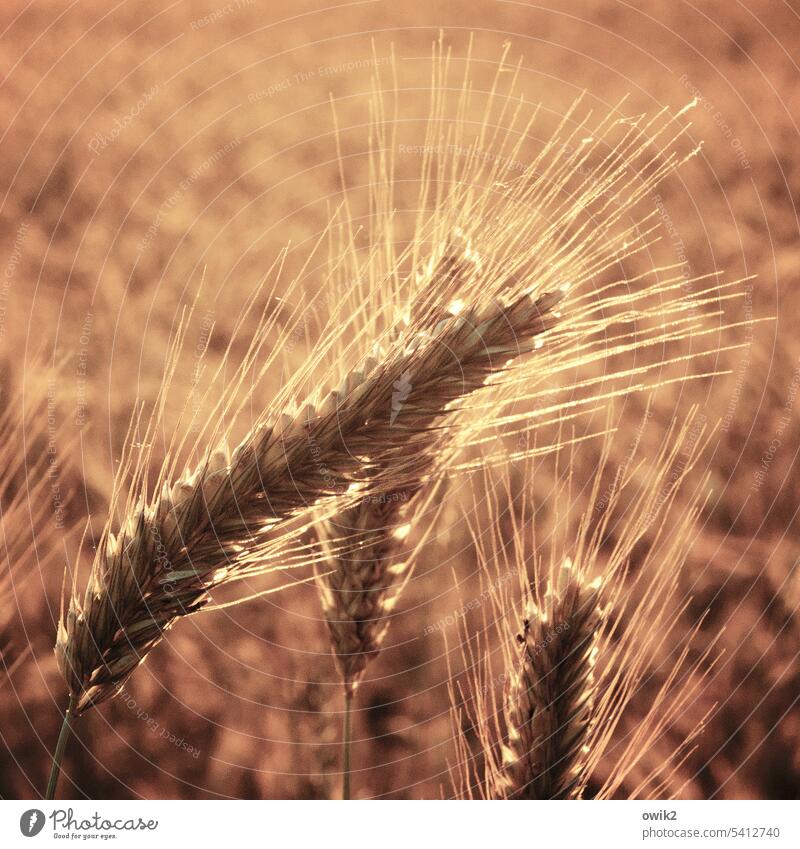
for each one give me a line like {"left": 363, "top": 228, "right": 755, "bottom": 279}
{"left": 448, "top": 407, "right": 715, "bottom": 801}
{"left": 499, "top": 568, "right": 603, "bottom": 799}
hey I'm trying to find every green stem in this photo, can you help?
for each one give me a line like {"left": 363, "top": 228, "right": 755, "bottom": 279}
{"left": 46, "top": 694, "right": 77, "bottom": 800}
{"left": 342, "top": 687, "right": 354, "bottom": 800}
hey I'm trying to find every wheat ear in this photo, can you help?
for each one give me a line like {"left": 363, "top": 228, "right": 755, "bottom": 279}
{"left": 57, "top": 286, "right": 562, "bottom": 716}
{"left": 449, "top": 414, "right": 715, "bottom": 800}
{"left": 499, "top": 560, "right": 602, "bottom": 799}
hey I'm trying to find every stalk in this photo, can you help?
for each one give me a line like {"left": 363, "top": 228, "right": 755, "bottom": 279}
{"left": 45, "top": 693, "right": 77, "bottom": 800}
{"left": 342, "top": 687, "right": 354, "bottom": 799}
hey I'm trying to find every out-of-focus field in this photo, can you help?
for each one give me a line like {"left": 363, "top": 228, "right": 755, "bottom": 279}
{"left": 0, "top": 0, "right": 798, "bottom": 799}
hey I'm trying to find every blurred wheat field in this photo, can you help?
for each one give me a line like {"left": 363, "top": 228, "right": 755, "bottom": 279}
{"left": 0, "top": 0, "right": 798, "bottom": 800}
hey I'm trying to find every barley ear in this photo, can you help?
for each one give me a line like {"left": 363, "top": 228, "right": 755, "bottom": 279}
{"left": 500, "top": 559, "right": 602, "bottom": 799}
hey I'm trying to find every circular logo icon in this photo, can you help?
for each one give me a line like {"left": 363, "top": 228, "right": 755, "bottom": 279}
{"left": 19, "top": 809, "right": 45, "bottom": 837}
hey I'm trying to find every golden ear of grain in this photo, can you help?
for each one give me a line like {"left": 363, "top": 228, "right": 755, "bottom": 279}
{"left": 499, "top": 562, "right": 602, "bottom": 799}
{"left": 317, "top": 500, "right": 403, "bottom": 692}
{"left": 59, "top": 284, "right": 562, "bottom": 713}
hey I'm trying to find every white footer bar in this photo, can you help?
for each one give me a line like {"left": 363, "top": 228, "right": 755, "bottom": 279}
{"left": 2, "top": 799, "right": 796, "bottom": 848}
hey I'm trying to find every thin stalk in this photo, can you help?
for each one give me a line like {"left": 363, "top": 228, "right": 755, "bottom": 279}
{"left": 46, "top": 693, "right": 77, "bottom": 800}
{"left": 342, "top": 687, "right": 354, "bottom": 800}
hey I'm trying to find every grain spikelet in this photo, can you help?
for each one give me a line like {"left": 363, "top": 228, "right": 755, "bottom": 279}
{"left": 498, "top": 560, "right": 602, "bottom": 799}
{"left": 449, "top": 412, "right": 716, "bottom": 799}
